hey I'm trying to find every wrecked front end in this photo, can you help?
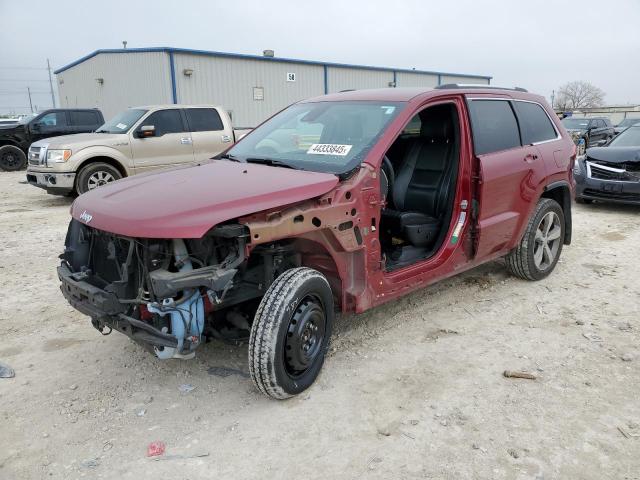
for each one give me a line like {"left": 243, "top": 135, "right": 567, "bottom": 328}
{"left": 58, "top": 220, "right": 289, "bottom": 359}
{"left": 574, "top": 149, "right": 640, "bottom": 205}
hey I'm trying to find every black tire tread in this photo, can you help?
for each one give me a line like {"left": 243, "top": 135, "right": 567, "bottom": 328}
{"left": 0, "top": 145, "right": 27, "bottom": 171}
{"left": 248, "top": 267, "right": 330, "bottom": 400}
{"left": 505, "top": 198, "right": 562, "bottom": 281}
{"left": 76, "top": 162, "right": 121, "bottom": 195}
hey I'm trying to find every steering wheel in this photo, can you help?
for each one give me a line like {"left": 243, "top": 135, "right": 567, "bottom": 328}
{"left": 380, "top": 156, "right": 395, "bottom": 202}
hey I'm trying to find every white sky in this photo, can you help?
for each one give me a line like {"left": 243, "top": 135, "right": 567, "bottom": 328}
{"left": 1, "top": 0, "right": 639, "bottom": 114}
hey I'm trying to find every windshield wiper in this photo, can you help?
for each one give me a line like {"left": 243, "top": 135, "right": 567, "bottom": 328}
{"left": 216, "top": 153, "right": 242, "bottom": 162}
{"left": 245, "top": 157, "right": 299, "bottom": 169}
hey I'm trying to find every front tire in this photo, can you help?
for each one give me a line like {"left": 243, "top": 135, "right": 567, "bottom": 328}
{"left": 249, "top": 267, "right": 334, "bottom": 399}
{"left": 0, "top": 145, "right": 27, "bottom": 171}
{"left": 76, "top": 162, "right": 122, "bottom": 195}
{"left": 505, "top": 198, "right": 565, "bottom": 281}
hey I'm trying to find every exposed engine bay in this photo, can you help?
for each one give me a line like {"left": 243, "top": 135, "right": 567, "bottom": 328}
{"left": 58, "top": 220, "right": 300, "bottom": 359}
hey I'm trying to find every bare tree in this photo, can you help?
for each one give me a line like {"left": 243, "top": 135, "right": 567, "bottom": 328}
{"left": 555, "top": 81, "right": 605, "bottom": 110}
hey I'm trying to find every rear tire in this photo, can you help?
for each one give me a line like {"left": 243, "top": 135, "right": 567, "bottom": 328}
{"left": 76, "top": 162, "right": 122, "bottom": 195}
{"left": 249, "top": 267, "right": 334, "bottom": 400}
{"left": 0, "top": 145, "right": 26, "bottom": 171}
{"left": 505, "top": 198, "right": 564, "bottom": 281}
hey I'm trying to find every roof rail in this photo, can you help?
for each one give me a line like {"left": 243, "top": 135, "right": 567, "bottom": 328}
{"left": 435, "top": 83, "right": 528, "bottom": 93}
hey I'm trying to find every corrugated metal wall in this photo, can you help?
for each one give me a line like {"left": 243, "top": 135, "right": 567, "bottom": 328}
{"left": 395, "top": 72, "right": 439, "bottom": 88}
{"left": 55, "top": 51, "right": 491, "bottom": 126}
{"left": 57, "top": 52, "right": 173, "bottom": 119}
{"left": 327, "top": 67, "right": 393, "bottom": 93}
{"left": 173, "top": 53, "right": 324, "bottom": 127}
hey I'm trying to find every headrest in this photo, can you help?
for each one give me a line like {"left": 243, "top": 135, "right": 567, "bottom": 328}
{"left": 419, "top": 106, "right": 453, "bottom": 140}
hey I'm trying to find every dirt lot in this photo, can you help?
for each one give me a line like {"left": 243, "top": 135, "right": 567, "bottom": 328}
{"left": 0, "top": 170, "right": 639, "bottom": 480}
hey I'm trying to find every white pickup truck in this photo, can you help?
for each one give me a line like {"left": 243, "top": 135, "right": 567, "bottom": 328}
{"left": 26, "top": 104, "right": 250, "bottom": 195}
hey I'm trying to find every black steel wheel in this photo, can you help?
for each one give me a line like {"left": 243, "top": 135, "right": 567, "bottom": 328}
{"left": 249, "top": 267, "right": 334, "bottom": 399}
{"left": 0, "top": 145, "right": 27, "bottom": 171}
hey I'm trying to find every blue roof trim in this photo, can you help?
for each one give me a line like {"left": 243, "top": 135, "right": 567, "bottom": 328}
{"left": 53, "top": 47, "right": 492, "bottom": 80}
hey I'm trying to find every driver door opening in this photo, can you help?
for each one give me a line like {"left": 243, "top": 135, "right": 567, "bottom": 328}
{"left": 378, "top": 102, "right": 461, "bottom": 269}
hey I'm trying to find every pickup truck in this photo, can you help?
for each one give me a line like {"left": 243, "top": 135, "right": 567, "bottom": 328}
{"left": 26, "top": 104, "right": 249, "bottom": 195}
{"left": 0, "top": 108, "right": 104, "bottom": 171}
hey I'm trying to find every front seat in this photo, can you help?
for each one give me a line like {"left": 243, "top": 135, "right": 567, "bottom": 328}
{"left": 382, "top": 107, "right": 456, "bottom": 248}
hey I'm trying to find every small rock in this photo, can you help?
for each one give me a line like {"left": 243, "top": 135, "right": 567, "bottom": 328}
{"left": 135, "top": 408, "right": 146, "bottom": 417}
{"left": 69, "top": 384, "right": 78, "bottom": 391}
{"left": 80, "top": 458, "right": 99, "bottom": 468}
{"left": 472, "top": 443, "right": 480, "bottom": 450}
{"left": 42, "top": 433, "right": 49, "bottom": 438}
{"left": 575, "top": 319, "right": 585, "bottom": 326}
{"left": 144, "top": 396, "right": 154, "bottom": 404}
{"left": 409, "top": 419, "right": 419, "bottom": 426}
{"left": 507, "top": 448, "right": 519, "bottom": 459}
{"left": 621, "top": 353, "right": 634, "bottom": 362}
{"left": 178, "top": 384, "right": 196, "bottom": 394}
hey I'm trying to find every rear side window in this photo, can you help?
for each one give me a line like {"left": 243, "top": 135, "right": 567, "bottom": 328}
{"left": 513, "top": 101, "right": 557, "bottom": 144}
{"left": 468, "top": 100, "right": 521, "bottom": 155}
{"left": 69, "top": 110, "right": 100, "bottom": 126}
{"left": 143, "top": 109, "right": 185, "bottom": 136}
{"left": 185, "top": 108, "right": 224, "bottom": 132}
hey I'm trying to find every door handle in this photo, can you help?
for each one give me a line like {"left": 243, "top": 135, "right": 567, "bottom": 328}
{"left": 180, "top": 137, "right": 192, "bottom": 145}
{"left": 524, "top": 153, "right": 538, "bottom": 163}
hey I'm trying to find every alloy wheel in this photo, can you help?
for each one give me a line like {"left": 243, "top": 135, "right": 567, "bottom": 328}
{"left": 533, "top": 211, "right": 561, "bottom": 271}
{"left": 87, "top": 170, "right": 116, "bottom": 190}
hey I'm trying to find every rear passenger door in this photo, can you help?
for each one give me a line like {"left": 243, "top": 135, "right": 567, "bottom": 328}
{"left": 184, "top": 108, "right": 229, "bottom": 163}
{"left": 467, "top": 98, "right": 546, "bottom": 259}
{"left": 129, "top": 109, "right": 194, "bottom": 172}
{"left": 69, "top": 110, "right": 102, "bottom": 133}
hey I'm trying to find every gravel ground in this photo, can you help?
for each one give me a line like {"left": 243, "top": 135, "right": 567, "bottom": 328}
{"left": 0, "top": 170, "right": 639, "bottom": 479}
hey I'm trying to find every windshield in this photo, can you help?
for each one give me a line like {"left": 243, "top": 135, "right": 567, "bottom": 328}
{"left": 617, "top": 118, "right": 640, "bottom": 128}
{"left": 608, "top": 125, "right": 640, "bottom": 147}
{"left": 226, "top": 101, "right": 404, "bottom": 174}
{"left": 18, "top": 114, "right": 36, "bottom": 125}
{"left": 562, "top": 118, "right": 589, "bottom": 129}
{"left": 96, "top": 108, "right": 148, "bottom": 133}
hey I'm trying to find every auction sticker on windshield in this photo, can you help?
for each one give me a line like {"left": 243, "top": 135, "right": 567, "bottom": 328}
{"left": 307, "top": 144, "right": 353, "bottom": 156}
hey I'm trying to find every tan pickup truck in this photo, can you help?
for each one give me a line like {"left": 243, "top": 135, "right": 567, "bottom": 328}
{"left": 26, "top": 104, "right": 249, "bottom": 195}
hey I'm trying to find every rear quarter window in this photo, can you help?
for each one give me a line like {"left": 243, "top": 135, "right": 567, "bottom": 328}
{"left": 69, "top": 111, "right": 101, "bottom": 126}
{"left": 468, "top": 100, "right": 521, "bottom": 155}
{"left": 513, "top": 101, "right": 557, "bottom": 144}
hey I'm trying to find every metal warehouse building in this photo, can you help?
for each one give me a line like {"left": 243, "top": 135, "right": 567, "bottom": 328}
{"left": 54, "top": 47, "right": 492, "bottom": 127}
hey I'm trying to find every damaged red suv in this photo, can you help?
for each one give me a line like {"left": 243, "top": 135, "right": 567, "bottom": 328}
{"left": 59, "top": 86, "right": 576, "bottom": 399}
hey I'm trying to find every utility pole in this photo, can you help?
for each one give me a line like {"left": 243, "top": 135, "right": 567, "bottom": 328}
{"left": 27, "top": 87, "right": 34, "bottom": 112}
{"left": 122, "top": 40, "right": 127, "bottom": 49}
{"left": 47, "top": 58, "right": 56, "bottom": 108}
{"left": 551, "top": 90, "right": 555, "bottom": 109}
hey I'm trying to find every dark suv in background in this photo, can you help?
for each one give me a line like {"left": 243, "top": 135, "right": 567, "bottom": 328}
{"left": 0, "top": 108, "right": 104, "bottom": 171}
{"left": 561, "top": 116, "right": 614, "bottom": 152}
